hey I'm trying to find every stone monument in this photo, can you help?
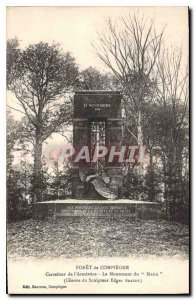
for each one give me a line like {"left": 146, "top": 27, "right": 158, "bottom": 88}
{"left": 72, "top": 91, "right": 123, "bottom": 200}
{"left": 33, "top": 90, "right": 162, "bottom": 220}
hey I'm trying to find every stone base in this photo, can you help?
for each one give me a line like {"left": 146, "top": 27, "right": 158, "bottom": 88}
{"left": 33, "top": 199, "right": 162, "bottom": 220}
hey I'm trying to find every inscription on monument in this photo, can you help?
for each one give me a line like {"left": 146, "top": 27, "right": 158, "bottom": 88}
{"left": 56, "top": 205, "right": 135, "bottom": 218}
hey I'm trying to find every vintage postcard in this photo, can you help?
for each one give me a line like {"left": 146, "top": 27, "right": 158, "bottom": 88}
{"left": 6, "top": 6, "right": 189, "bottom": 294}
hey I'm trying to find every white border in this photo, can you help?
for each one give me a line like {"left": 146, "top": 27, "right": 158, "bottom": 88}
{"left": 1, "top": 1, "right": 193, "bottom": 299}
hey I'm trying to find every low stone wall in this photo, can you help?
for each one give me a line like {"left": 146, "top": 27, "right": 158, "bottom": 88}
{"left": 33, "top": 200, "right": 162, "bottom": 220}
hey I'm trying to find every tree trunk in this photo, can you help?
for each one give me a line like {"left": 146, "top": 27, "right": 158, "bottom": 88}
{"left": 137, "top": 110, "right": 144, "bottom": 181}
{"left": 162, "top": 153, "right": 169, "bottom": 220}
{"left": 33, "top": 129, "right": 43, "bottom": 202}
{"left": 137, "top": 110, "right": 143, "bottom": 146}
{"left": 149, "top": 148, "right": 155, "bottom": 202}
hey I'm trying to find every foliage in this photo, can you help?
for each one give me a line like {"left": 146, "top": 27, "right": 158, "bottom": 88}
{"left": 7, "top": 110, "right": 23, "bottom": 159}
{"left": 123, "top": 167, "right": 146, "bottom": 200}
{"left": 7, "top": 40, "right": 79, "bottom": 202}
{"left": 7, "top": 38, "right": 21, "bottom": 88}
{"left": 48, "top": 159, "right": 72, "bottom": 199}
{"left": 7, "top": 110, "right": 32, "bottom": 221}
{"left": 79, "top": 67, "right": 114, "bottom": 90}
{"left": 7, "top": 163, "right": 33, "bottom": 222}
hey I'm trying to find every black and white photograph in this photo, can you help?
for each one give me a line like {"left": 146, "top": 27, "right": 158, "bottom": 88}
{"left": 6, "top": 6, "right": 189, "bottom": 294}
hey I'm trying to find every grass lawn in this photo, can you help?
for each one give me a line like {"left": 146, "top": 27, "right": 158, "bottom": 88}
{"left": 7, "top": 218, "right": 189, "bottom": 260}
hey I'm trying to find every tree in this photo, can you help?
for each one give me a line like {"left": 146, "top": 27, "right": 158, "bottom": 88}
{"left": 7, "top": 38, "right": 21, "bottom": 88}
{"left": 7, "top": 110, "right": 28, "bottom": 176}
{"left": 49, "top": 159, "right": 72, "bottom": 199}
{"left": 79, "top": 66, "right": 114, "bottom": 90}
{"left": 7, "top": 110, "right": 21, "bottom": 161}
{"left": 7, "top": 41, "right": 79, "bottom": 202}
{"left": 155, "top": 48, "right": 189, "bottom": 220}
{"left": 7, "top": 111, "right": 33, "bottom": 221}
{"left": 94, "top": 15, "right": 164, "bottom": 147}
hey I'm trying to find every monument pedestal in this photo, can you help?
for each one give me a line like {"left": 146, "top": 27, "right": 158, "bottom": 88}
{"left": 33, "top": 199, "right": 162, "bottom": 220}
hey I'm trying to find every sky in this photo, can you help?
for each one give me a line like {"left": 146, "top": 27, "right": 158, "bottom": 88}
{"left": 7, "top": 6, "right": 188, "bottom": 72}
